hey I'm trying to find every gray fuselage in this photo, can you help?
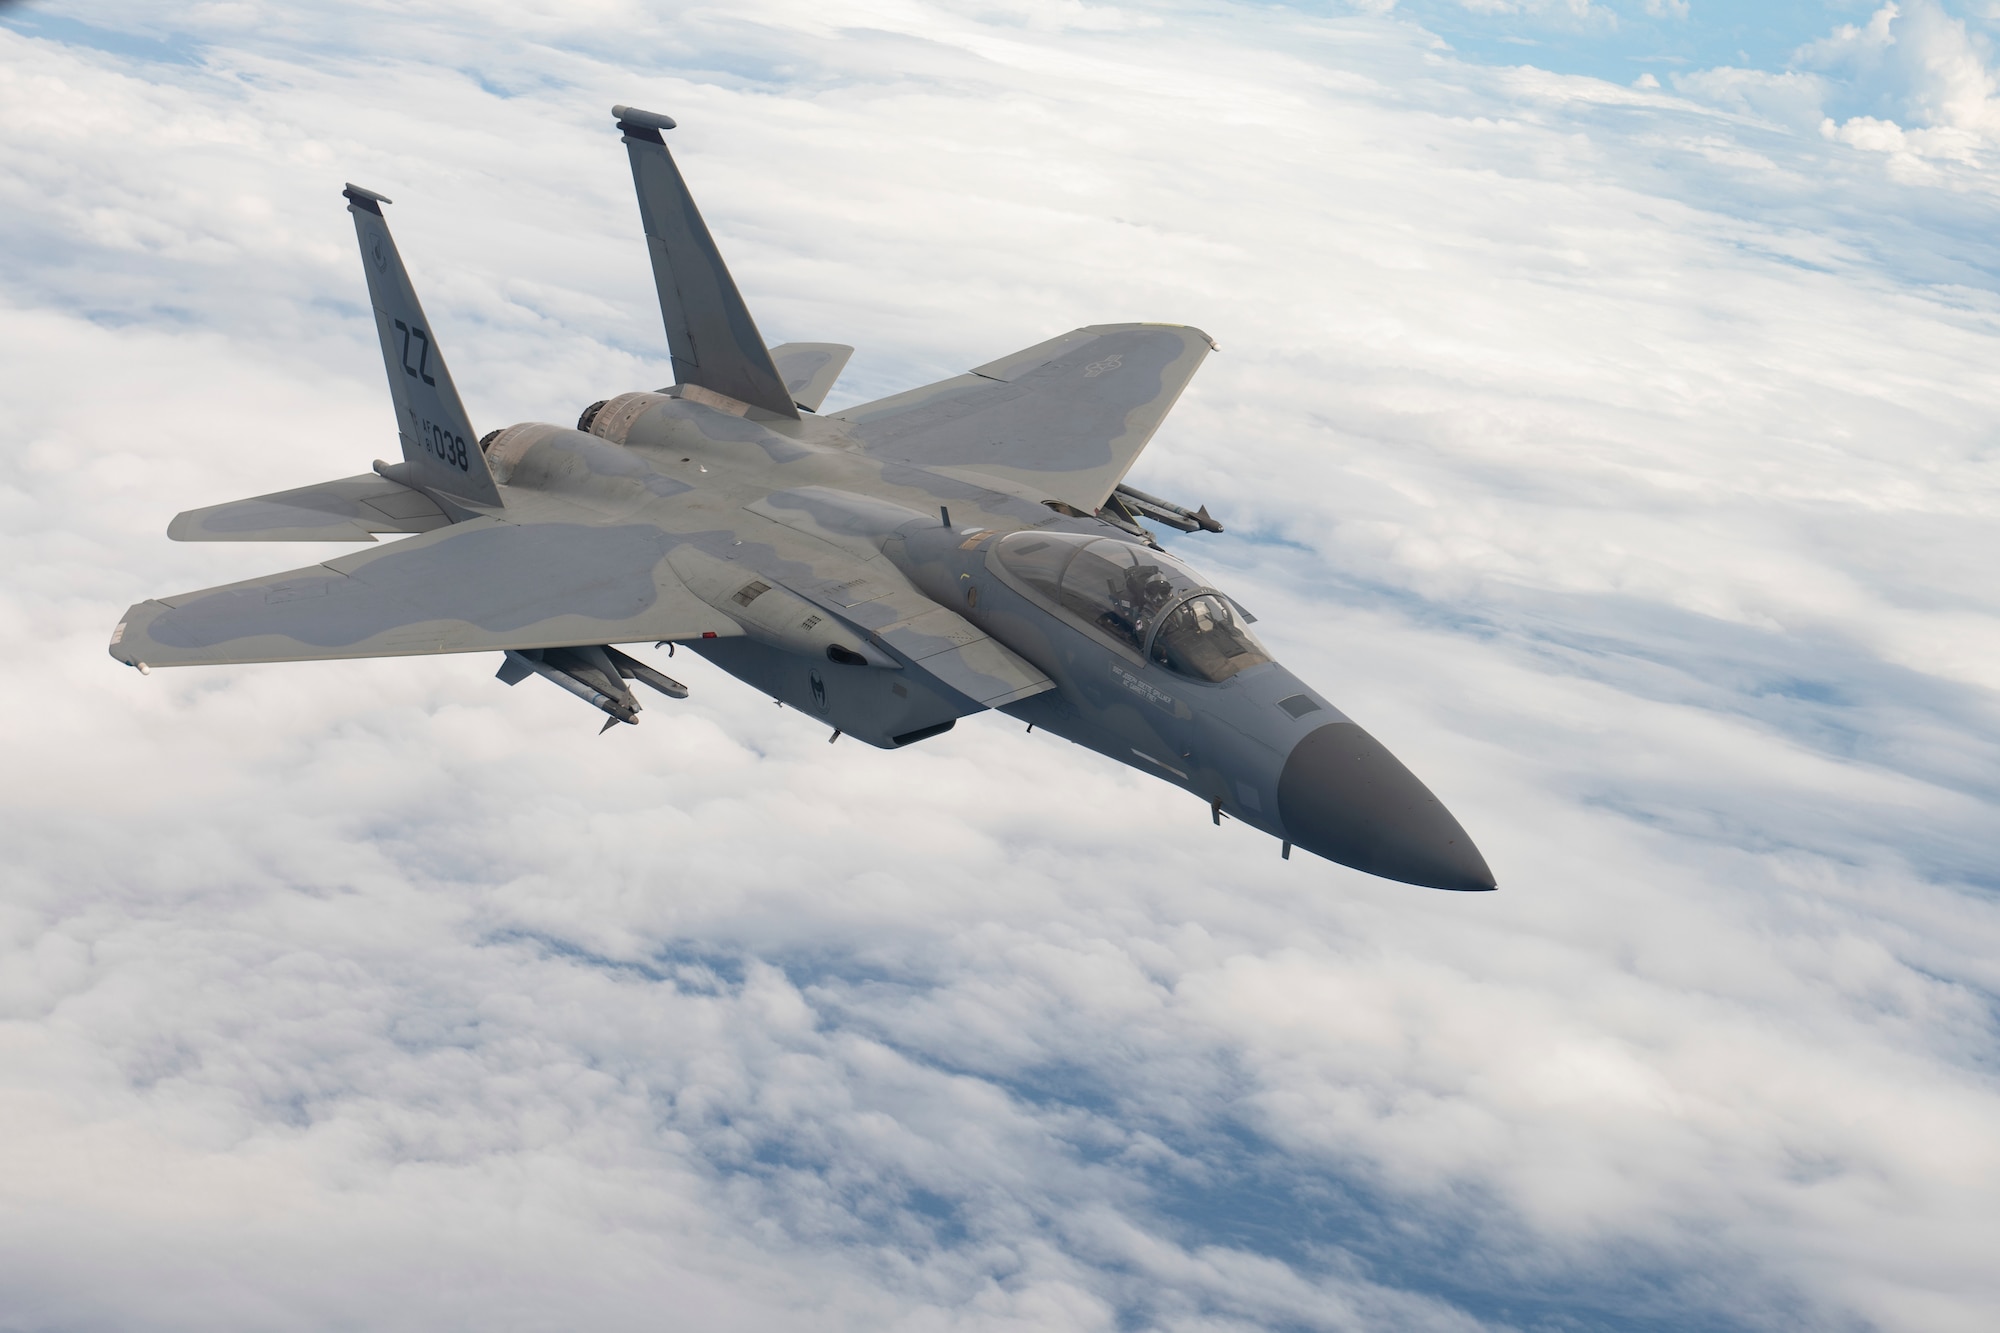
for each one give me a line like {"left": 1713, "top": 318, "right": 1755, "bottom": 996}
{"left": 489, "top": 387, "right": 1494, "bottom": 891}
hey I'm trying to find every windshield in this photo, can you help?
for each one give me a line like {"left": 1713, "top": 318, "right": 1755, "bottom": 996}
{"left": 994, "top": 532, "right": 1267, "bottom": 679}
{"left": 1149, "top": 594, "right": 1270, "bottom": 682}
{"left": 1058, "top": 540, "right": 1191, "bottom": 650}
{"left": 997, "top": 533, "right": 1201, "bottom": 651}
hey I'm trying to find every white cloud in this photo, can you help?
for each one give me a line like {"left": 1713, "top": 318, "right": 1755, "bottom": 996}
{"left": 1449, "top": 0, "right": 1608, "bottom": 20}
{"left": 1670, "top": 64, "right": 1829, "bottom": 131}
{"left": 1658, "top": 1, "right": 2000, "bottom": 164}
{"left": 1797, "top": 0, "right": 2000, "bottom": 159}
{"left": 2, "top": 2, "right": 1999, "bottom": 1331}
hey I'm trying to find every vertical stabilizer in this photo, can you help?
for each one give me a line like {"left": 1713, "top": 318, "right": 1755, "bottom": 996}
{"left": 611, "top": 107, "right": 800, "bottom": 419}
{"left": 343, "top": 185, "right": 503, "bottom": 507}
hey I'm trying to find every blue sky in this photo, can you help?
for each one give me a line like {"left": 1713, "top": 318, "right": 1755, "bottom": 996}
{"left": 0, "top": 2, "right": 1973, "bottom": 114}
{"left": 1, "top": 1, "right": 1997, "bottom": 1331}
{"left": 1386, "top": 2, "right": 1879, "bottom": 80}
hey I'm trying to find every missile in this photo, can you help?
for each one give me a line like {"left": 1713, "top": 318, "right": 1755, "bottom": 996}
{"left": 604, "top": 645, "right": 687, "bottom": 698}
{"left": 500, "top": 647, "right": 640, "bottom": 725}
{"left": 1112, "top": 483, "right": 1223, "bottom": 533}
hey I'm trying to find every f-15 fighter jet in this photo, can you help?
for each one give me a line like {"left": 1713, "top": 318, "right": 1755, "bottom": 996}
{"left": 110, "top": 105, "right": 1495, "bottom": 891}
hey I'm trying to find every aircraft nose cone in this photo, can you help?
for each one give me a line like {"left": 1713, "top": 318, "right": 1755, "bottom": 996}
{"left": 1277, "top": 722, "right": 1496, "bottom": 891}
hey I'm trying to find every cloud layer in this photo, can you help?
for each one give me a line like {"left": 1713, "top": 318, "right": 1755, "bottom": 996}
{"left": 2, "top": 2, "right": 1998, "bottom": 1330}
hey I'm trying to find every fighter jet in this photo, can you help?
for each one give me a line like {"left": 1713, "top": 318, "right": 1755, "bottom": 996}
{"left": 109, "top": 105, "right": 1495, "bottom": 891}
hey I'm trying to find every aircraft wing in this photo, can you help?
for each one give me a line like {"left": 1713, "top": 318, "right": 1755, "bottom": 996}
{"left": 110, "top": 516, "right": 742, "bottom": 669}
{"left": 830, "top": 323, "right": 1212, "bottom": 513}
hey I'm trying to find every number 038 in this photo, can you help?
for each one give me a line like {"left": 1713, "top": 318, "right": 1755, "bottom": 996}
{"left": 418, "top": 418, "right": 470, "bottom": 471}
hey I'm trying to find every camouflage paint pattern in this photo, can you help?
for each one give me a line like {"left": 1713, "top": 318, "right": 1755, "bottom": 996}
{"left": 107, "top": 106, "right": 1496, "bottom": 891}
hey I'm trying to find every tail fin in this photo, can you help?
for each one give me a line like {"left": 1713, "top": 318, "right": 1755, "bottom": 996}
{"left": 343, "top": 184, "right": 503, "bottom": 507}
{"left": 611, "top": 107, "right": 799, "bottom": 419}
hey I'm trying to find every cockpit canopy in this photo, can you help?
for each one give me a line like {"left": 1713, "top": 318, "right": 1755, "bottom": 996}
{"left": 994, "top": 531, "right": 1271, "bottom": 682}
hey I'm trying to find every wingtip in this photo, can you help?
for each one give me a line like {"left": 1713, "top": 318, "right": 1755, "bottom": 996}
{"left": 108, "top": 602, "right": 150, "bottom": 668}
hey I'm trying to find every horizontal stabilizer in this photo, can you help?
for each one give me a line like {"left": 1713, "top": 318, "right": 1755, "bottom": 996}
{"left": 110, "top": 517, "right": 742, "bottom": 669}
{"left": 168, "top": 474, "right": 449, "bottom": 542}
{"left": 768, "top": 342, "right": 854, "bottom": 412}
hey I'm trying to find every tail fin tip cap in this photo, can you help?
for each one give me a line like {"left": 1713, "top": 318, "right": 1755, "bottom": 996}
{"left": 612, "top": 105, "right": 678, "bottom": 132}
{"left": 342, "top": 183, "right": 393, "bottom": 210}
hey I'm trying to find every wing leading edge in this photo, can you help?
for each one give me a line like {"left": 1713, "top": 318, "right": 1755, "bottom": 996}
{"left": 831, "top": 323, "right": 1213, "bottom": 514}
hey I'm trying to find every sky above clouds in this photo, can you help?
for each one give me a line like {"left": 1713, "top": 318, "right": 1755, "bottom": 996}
{"left": 1, "top": 1, "right": 1997, "bottom": 1330}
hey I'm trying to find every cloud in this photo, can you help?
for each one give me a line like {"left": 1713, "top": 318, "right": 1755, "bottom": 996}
{"left": 1791, "top": 0, "right": 2000, "bottom": 160}
{"left": 1668, "top": 64, "right": 1828, "bottom": 130}
{"left": 2, "top": 2, "right": 1999, "bottom": 1331}
{"left": 1650, "top": 1, "right": 2000, "bottom": 166}
{"left": 1437, "top": 0, "right": 1612, "bottom": 24}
